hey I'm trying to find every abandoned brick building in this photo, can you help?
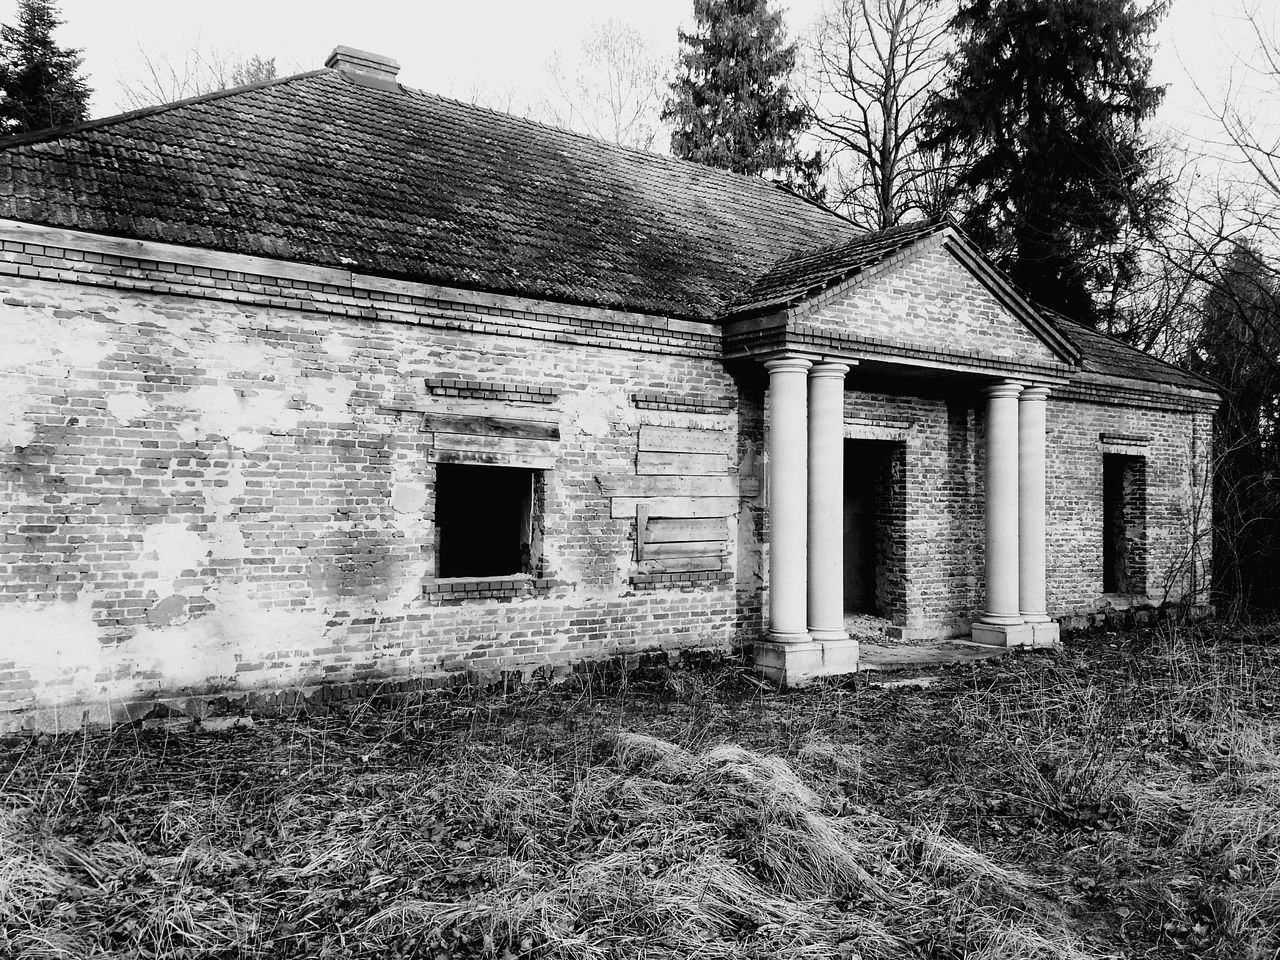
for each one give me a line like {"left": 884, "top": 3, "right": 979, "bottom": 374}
{"left": 0, "top": 48, "right": 1217, "bottom": 729}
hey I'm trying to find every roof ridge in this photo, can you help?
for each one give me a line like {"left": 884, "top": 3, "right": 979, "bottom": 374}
{"left": 0, "top": 68, "right": 330, "bottom": 151}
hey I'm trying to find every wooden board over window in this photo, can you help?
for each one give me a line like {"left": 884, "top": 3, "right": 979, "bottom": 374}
{"left": 424, "top": 413, "right": 559, "bottom": 469}
{"left": 634, "top": 508, "right": 730, "bottom": 574}
{"left": 595, "top": 421, "right": 738, "bottom": 575}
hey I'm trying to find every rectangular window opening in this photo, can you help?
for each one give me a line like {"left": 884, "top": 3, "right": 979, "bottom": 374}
{"left": 435, "top": 463, "right": 543, "bottom": 579}
{"left": 1102, "top": 453, "right": 1147, "bottom": 595}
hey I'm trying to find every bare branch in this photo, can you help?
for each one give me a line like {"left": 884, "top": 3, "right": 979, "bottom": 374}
{"left": 802, "top": 0, "right": 953, "bottom": 228}
{"left": 118, "top": 39, "right": 277, "bottom": 109}
{"left": 536, "top": 19, "right": 668, "bottom": 151}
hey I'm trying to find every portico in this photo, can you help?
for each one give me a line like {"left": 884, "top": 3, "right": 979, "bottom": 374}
{"left": 752, "top": 355, "right": 1062, "bottom": 687}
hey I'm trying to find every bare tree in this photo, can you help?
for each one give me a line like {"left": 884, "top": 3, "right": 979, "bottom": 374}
{"left": 1213, "top": 4, "right": 1280, "bottom": 205}
{"left": 1148, "top": 3, "right": 1280, "bottom": 370}
{"left": 1138, "top": 3, "right": 1280, "bottom": 612}
{"left": 539, "top": 19, "right": 667, "bottom": 151}
{"left": 119, "top": 43, "right": 277, "bottom": 109}
{"left": 804, "top": 0, "right": 952, "bottom": 228}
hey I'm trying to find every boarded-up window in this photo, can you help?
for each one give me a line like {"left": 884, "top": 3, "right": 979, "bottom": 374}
{"left": 436, "top": 464, "right": 542, "bottom": 578}
{"left": 1102, "top": 454, "right": 1147, "bottom": 594}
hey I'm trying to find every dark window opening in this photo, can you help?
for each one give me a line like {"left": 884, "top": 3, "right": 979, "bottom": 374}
{"left": 435, "top": 463, "right": 542, "bottom": 579}
{"left": 1102, "top": 454, "right": 1147, "bottom": 594}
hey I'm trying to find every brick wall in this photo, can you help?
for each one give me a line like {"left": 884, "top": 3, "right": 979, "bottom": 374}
{"left": 819, "top": 382, "right": 1212, "bottom": 640}
{"left": 0, "top": 225, "right": 1214, "bottom": 728}
{"left": 1046, "top": 402, "right": 1212, "bottom": 616}
{"left": 0, "top": 235, "right": 745, "bottom": 730}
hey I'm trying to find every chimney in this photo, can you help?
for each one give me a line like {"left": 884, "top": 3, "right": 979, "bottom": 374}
{"left": 325, "top": 46, "right": 401, "bottom": 91}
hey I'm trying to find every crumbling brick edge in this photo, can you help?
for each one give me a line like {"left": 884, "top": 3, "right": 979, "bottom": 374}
{"left": 1057, "top": 599, "right": 1213, "bottom": 636}
{"left": 0, "top": 646, "right": 741, "bottom": 736}
{"left": 0, "top": 602, "right": 1213, "bottom": 736}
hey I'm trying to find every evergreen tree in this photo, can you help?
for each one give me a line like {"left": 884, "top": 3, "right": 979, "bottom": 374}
{"left": 664, "top": 0, "right": 821, "bottom": 197}
{"left": 0, "top": 0, "right": 90, "bottom": 137}
{"left": 925, "top": 0, "right": 1167, "bottom": 326}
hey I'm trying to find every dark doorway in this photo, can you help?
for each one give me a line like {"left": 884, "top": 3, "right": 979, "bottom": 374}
{"left": 1102, "top": 454, "right": 1147, "bottom": 594}
{"left": 843, "top": 439, "right": 898, "bottom": 615}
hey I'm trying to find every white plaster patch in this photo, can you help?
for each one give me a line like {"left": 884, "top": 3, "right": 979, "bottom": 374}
{"left": 375, "top": 557, "right": 434, "bottom": 614}
{"left": 124, "top": 582, "right": 332, "bottom": 690}
{"left": 106, "top": 391, "right": 153, "bottom": 425}
{"left": 323, "top": 332, "right": 353, "bottom": 359}
{"left": 178, "top": 383, "right": 299, "bottom": 452}
{"left": 207, "top": 521, "right": 247, "bottom": 561}
{"left": 561, "top": 386, "right": 622, "bottom": 437}
{"left": 0, "top": 378, "right": 36, "bottom": 449}
{"left": 0, "top": 303, "right": 115, "bottom": 449}
{"left": 390, "top": 482, "right": 428, "bottom": 514}
{"left": 174, "top": 421, "right": 200, "bottom": 443}
{"left": 141, "top": 524, "right": 209, "bottom": 593}
{"left": 303, "top": 378, "right": 355, "bottom": 420}
{"left": 202, "top": 456, "right": 248, "bottom": 515}
{"left": 0, "top": 596, "right": 103, "bottom": 702}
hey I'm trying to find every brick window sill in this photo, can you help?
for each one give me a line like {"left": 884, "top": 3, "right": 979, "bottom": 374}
{"left": 629, "top": 570, "right": 733, "bottom": 589}
{"left": 423, "top": 576, "right": 561, "bottom": 604}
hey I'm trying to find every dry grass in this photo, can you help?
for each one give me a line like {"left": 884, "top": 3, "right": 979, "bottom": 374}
{"left": 1, "top": 622, "right": 1277, "bottom": 959}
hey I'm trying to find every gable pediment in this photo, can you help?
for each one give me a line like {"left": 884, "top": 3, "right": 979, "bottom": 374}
{"left": 787, "top": 231, "right": 1076, "bottom": 370}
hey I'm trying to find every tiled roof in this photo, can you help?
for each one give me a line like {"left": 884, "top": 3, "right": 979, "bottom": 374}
{"left": 0, "top": 65, "right": 1213, "bottom": 396}
{"left": 0, "top": 69, "right": 858, "bottom": 322}
{"left": 729, "top": 219, "right": 943, "bottom": 314}
{"left": 1039, "top": 308, "right": 1217, "bottom": 393}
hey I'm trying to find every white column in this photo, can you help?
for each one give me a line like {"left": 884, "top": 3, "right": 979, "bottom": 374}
{"left": 808, "top": 362, "right": 850, "bottom": 641}
{"left": 1018, "top": 386, "right": 1051, "bottom": 624}
{"left": 978, "top": 381, "right": 1023, "bottom": 626}
{"left": 765, "top": 356, "right": 811, "bottom": 643}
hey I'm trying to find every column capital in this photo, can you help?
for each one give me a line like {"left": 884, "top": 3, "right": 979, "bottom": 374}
{"left": 1019, "top": 385, "right": 1052, "bottom": 402}
{"left": 808, "top": 361, "right": 851, "bottom": 380}
{"left": 764, "top": 355, "right": 813, "bottom": 375}
{"left": 983, "top": 379, "right": 1024, "bottom": 400}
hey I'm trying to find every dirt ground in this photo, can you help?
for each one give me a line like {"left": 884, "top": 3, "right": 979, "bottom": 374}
{"left": 2, "top": 622, "right": 1278, "bottom": 959}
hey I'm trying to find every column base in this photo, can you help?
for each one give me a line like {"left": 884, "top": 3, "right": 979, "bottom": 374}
{"left": 1027, "top": 620, "right": 1060, "bottom": 648}
{"left": 807, "top": 627, "right": 850, "bottom": 642}
{"left": 767, "top": 630, "right": 813, "bottom": 645}
{"left": 752, "top": 638, "right": 860, "bottom": 687}
{"left": 970, "top": 621, "right": 1036, "bottom": 648}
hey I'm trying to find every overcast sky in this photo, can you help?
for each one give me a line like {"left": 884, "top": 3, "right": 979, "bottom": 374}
{"left": 0, "top": 0, "right": 1270, "bottom": 148}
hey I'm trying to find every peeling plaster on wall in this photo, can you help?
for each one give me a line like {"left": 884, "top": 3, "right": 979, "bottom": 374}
{"left": 0, "top": 377, "right": 36, "bottom": 449}
{"left": 106, "top": 392, "right": 153, "bottom": 425}
{"left": 201, "top": 454, "right": 248, "bottom": 516}
{"left": 176, "top": 383, "right": 299, "bottom": 452}
{"left": 0, "top": 302, "right": 114, "bottom": 448}
{"left": 323, "top": 332, "right": 354, "bottom": 359}
{"left": 0, "top": 596, "right": 103, "bottom": 703}
{"left": 124, "top": 583, "right": 334, "bottom": 692}
{"left": 0, "top": 586, "right": 340, "bottom": 715}
{"left": 390, "top": 482, "right": 428, "bottom": 515}
{"left": 207, "top": 521, "right": 248, "bottom": 562}
{"left": 147, "top": 594, "right": 191, "bottom": 627}
{"left": 140, "top": 524, "right": 209, "bottom": 595}
{"left": 303, "top": 378, "right": 355, "bottom": 421}
{"left": 561, "top": 385, "right": 623, "bottom": 438}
